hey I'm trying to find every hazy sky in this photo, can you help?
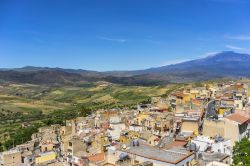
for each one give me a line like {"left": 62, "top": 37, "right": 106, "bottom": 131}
{"left": 1, "top": 0, "right": 250, "bottom": 71}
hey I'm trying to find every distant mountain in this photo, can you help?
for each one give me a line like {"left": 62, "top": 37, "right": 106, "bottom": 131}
{"left": 117, "top": 51, "right": 250, "bottom": 82}
{"left": 0, "top": 51, "right": 249, "bottom": 85}
{"left": 0, "top": 70, "right": 101, "bottom": 85}
{"left": 0, "top": 66, "right": 102, "bottom": 76}
{"left": 139, "top": 51, "right": 250, "bottom": 76}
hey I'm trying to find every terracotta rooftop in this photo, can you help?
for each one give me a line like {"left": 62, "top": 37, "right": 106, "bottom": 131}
{"left": 165, "top": 140, "right": 188, "bottom": 149}
{"left": 225, "top": 113, "right": 250, "bottom": 124}
{"left": 88, "top": 153, "right": 105, "bottom": 163}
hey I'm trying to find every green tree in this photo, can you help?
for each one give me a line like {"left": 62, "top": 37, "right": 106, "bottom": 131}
{"left": 168, "top": 106, "right": 173, "bottom": 112}
{"left": 233, "top": 138, "right": 250, "bottom": 165}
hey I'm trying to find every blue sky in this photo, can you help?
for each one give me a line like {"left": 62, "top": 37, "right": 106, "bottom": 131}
{"left": 1, "top": 0, "right": 250, "bottom": 71}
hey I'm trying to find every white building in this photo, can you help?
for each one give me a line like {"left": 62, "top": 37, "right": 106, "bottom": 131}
{"left": 191, "top": 135, "right": 232, "bottom": 156}
{"left": 114, "top": 143, "right": 195, "bottom": 166}
{"left": 129, "top": 124, "right": 143, "bottom": 132}
{"left": 191, "top": 135, "right": 214, "bottom": 152}
{"left": 205, "top": 161, "right": 229, "bottom": 166}
{"left": 108, "top": 116, "right": 126, "bottom": 140}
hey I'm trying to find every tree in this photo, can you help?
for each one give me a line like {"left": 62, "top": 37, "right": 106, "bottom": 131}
{"left": 233, "top": 138, "right": 250, "bottom": 165}
{"left": 168, "top": 106, "right": 173, "bottom": 112}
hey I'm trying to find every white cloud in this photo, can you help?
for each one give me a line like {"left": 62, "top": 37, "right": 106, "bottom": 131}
{"left": 160, "top": 59, "right": 191, "bottom": 66}
{"left": 225, "top": 35, "right": 250, "bottom": 41}
{"left": 200, "top": 51, "right": 221, "bottom": 58}
{"left": 97, "top": 36, "right": 127, "bottom": 43}
{"left": 225, "top": 45, "right": 250, "bottom": 53}
{"left": 225, "top": 45, "right": 245, "bottom": 50}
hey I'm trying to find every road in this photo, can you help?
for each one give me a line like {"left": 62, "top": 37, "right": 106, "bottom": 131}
{"left": 205, "top": 100, "right": 217, "bottom": 119}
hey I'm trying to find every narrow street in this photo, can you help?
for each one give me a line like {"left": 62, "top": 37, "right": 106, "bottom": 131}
{"left": 205, "top": 100, "right": 217, "bottom": 119}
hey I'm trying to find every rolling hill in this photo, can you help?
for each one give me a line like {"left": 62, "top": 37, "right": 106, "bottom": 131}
{"left": 0, "top": 51, "right": 249, "bottom": 85}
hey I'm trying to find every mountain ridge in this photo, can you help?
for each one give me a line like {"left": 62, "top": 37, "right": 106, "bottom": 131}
{"left": 0, "top": 51, "right": 249, "bottom": 85}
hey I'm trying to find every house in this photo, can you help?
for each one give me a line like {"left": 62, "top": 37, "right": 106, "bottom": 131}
{"left": 171, "top": 92, "right": 191, "bottom": 105}
{"left": 40, "top": 140, "right": 55, "bottom": 152}
{"left": 135, "top": 113, "right": 150, "bottom": 126}
{"left": 224, "top": 113, "right": 250, "bottom": 144}
{"left": 212, "top": 136, "right": 231, "bottom": 156}
{"left": 15, "top": 141, "right": 35, "bottom": 154}
{"left": 129, "top": 124, "right": 143, "bottom": 132}
{"left": 203, "top": 113, "right": 250, "bottom": 146}
{"left": 67, "top": 138, "right": 87, "bottom": 157}
{"left": 181, "top": 117, "right": 200, "bottom": 136}
{"left": 153, "top": 114, "right": 173, "bottom": 134}
{"left": 22, "top": 154, "right": 35, "bottom": 165}
{"left": 108, "top": 117, "right": 126, "bottom": 140}
{"left": 191, "top": 135, "right": 214, "bottom": 152}
{"left": 15, "top": 141, "right": 35, "bottom": 165}
{"left": 88, "top": 153, "right": 106, "bottom": 166}
{"left": 191, "top": 135, "right": 232, "bottom": 156}
{"left": 234, "top": 95, "right": 244, "bottom": 110}
{"left": 38, "top": 126, "right": 60, "bottom": 141}
{"left": 0, "top": 149, "right": 22, "bottom": 166}
{"left": 92, "top": 132, "right": 110, "bottom": 152}
{"left": 203, "top": 119, "right": 225, "bottom": 138}
{"left": 67, "top": 151, "right": 89, "bottom": 166}
{"left": 60, "top": 124, "right": 76, "bottom": 156}
{"left": 204, "top": 161, "right": 229, "bottom": 166}
{"left": 35, "top": 151, "right": 57, "bottom": 165}
{"left": 114, "top": 142, "right": 195, "bottom": 166}
{"left": 199, "top": 152, "right": 230, "bottom": 166}
{"left": 147, "top": 135, "right": 160, "bottom": 146}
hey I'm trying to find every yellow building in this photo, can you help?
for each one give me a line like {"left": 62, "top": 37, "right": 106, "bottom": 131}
{"left": 172, "top": 92, "right": 191, "bottom": 104}
{"left": 35, "top": 151, "right": 57, "bottom": 165}
{"left": 218, "top": 107, "right": 226, "bottom": 115}
{"left": 40, "top": 142, "right": 54, "bottom": 152}
{"left": 92, "top": 133, "right": 111, "bottom": 152}
{"left": 128, "top": 131, "right": 140, "bottom": 139}
{"left": 119, "top": 135, "right": 129, "bottom": 144}
{"left": 119, "top": 131, "right": 140, "bottom": 144}
{"left": 136, "top": 113, "right": 149, "bottom": 125}
{"left": 181, "top": 118, "right": 199, "bottom": 135}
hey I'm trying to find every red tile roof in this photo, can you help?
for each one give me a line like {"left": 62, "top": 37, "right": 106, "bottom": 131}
{"left": 165, "top": 141, "right": 187, "bottom": 149}
{"left": 225, "top": 113, "right": 250, "bottom": 124}
{"left": 88, "top": 153, "right": 105, "bottom": 163}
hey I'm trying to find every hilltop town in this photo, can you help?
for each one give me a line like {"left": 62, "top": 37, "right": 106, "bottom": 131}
{"left": 1, "top": 80, "right": 250, "bottom": 166}
{"left": 2, "top": 0, "right": 250, "bottom": 165}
